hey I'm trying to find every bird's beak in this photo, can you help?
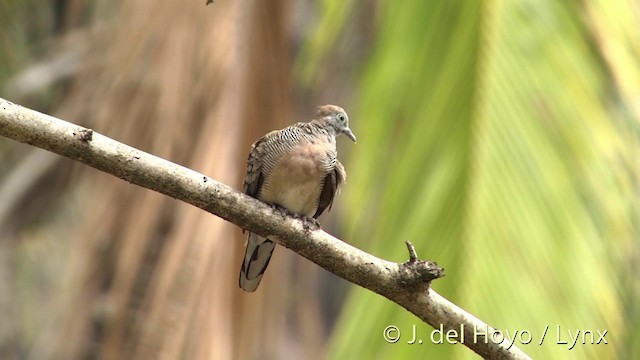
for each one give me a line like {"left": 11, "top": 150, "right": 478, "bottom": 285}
{"left": 343, "top": 128, "right": 357, "bottom": 143}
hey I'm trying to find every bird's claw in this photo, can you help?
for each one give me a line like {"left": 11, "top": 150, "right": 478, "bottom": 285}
{"left": 301, "top": 216, "right": 321, "bottom": 231}
{"left": 271, "top": 204, "right": 290, "bottom": 219}
{"left": 269, "top": 204, "right": 320, "bottom": 230}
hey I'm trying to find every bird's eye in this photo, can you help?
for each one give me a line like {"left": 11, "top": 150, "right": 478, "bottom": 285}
{"left": 338, "top": 114, "right": 345, "bottom": 122}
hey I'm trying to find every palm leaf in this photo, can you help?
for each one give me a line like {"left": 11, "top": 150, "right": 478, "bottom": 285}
{"left": 308, "top": 0, "right": 640, "bottom": 358}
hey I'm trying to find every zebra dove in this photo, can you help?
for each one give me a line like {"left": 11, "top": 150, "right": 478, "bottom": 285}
{"left": 239, "top": 105, "right": 356, "bottom": 292}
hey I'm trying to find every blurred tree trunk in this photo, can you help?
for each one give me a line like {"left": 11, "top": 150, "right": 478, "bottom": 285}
{"left": 6, "top": 1, "right": 325, "bottom": 359}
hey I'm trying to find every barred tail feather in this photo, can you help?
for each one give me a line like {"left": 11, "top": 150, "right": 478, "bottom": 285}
{"left": 239, "top": 233, "right": 276, "bottom": 292}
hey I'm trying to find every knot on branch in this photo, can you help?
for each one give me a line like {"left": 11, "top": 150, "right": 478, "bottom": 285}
{"left": 399, "top": 241, "right": 445, "bottom": 288}
{"left": 73, "top": 128, "right": 93, "bottom": 143}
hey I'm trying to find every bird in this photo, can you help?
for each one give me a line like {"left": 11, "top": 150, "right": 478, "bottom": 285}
{"left": 239, "top": 105, "right": 356, "bottom": 292}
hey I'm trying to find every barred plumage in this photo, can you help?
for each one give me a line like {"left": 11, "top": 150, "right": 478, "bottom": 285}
{"left": 239, "top": 105, "right": 356, "bottom": 292}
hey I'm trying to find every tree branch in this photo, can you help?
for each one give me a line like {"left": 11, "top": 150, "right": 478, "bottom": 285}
{"left": 0, "top": 97, "right": 530, "bottom": 360}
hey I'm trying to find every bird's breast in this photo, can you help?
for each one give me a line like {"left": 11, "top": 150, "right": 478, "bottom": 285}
{"left": 259, "top": 141, "right": 333, "bottom": 217}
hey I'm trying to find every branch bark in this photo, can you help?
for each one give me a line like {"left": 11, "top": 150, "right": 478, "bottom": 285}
{"left": 0, "top": 97, "right": 531, "bottom": 360}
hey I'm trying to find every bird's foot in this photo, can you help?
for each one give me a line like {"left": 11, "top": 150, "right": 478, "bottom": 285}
{"left": 300, "top": 216, "right": 321, "bottom": 231}
{"left": 271, "top": 204, "right": 290, "bottom": 219}
{"left": 269, "top": 204, "right": 321, "bottom": 230}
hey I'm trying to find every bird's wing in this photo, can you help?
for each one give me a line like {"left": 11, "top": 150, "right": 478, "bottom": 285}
{"left": 313, "top": 160, "right": 346, "bottom": 218}
{"left": 239, "top": 129, "right": 285, "bottom": 292}
{"left": 243, "top": 125, "right": 306, "bottom": 198}
{"left": 243, "top": 133, "right": 271, "bottom": 197}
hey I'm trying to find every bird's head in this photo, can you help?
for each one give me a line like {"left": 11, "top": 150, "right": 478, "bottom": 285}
{"left": 314, "top": 105, "right": 357, "bottom": 143}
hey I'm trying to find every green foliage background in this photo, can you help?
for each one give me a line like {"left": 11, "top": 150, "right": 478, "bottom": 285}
{"left": 303, "top": 0, "right": 639, "bottom": 359}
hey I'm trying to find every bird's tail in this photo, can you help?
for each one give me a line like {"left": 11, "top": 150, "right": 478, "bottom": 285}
{"left": 239, "top": 233, "right": 276, "bottom": 292}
